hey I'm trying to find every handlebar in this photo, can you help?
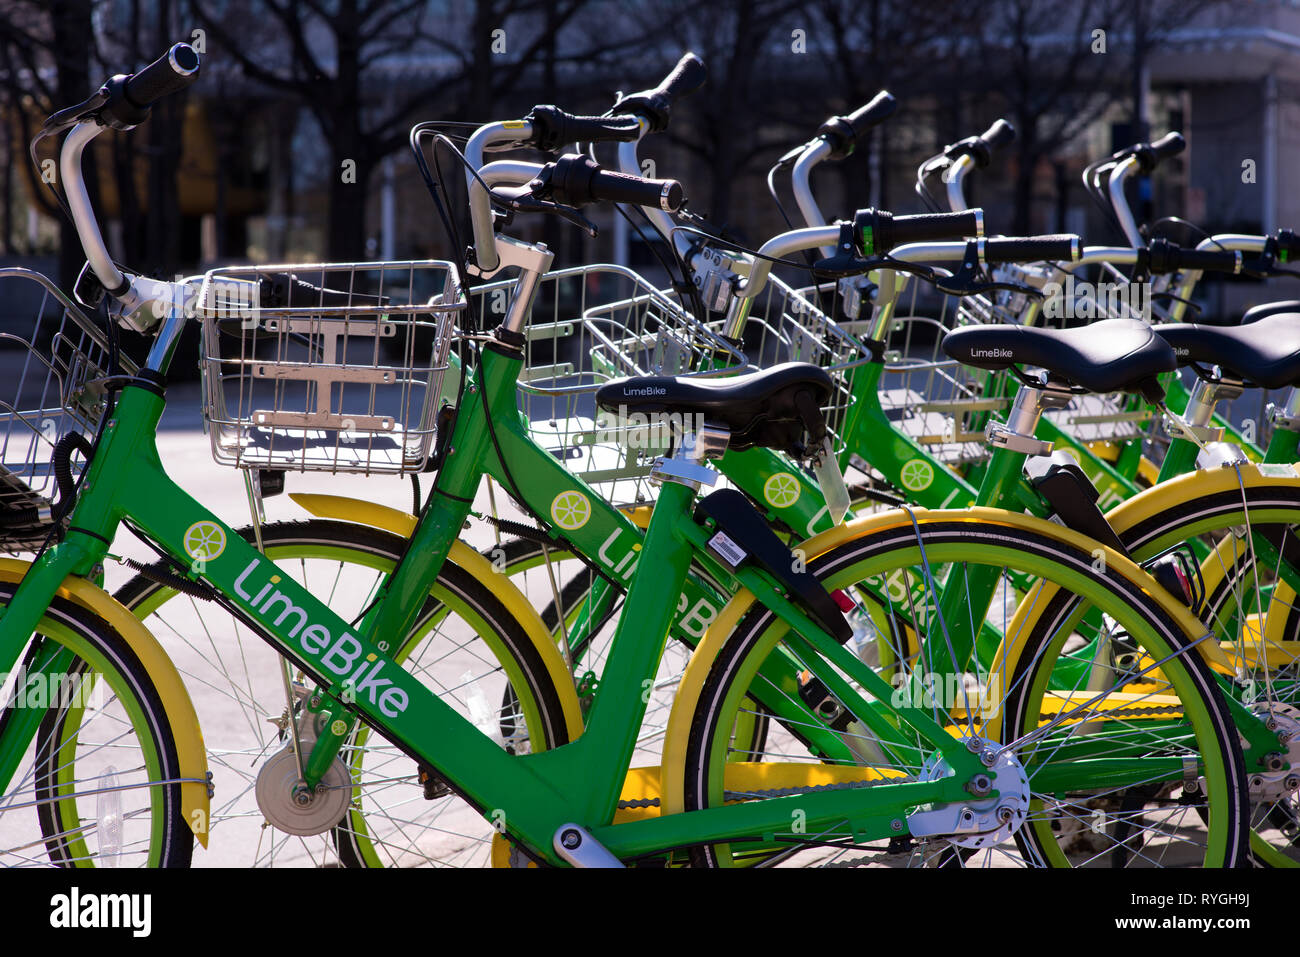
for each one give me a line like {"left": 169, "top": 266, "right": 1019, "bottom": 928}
{"left": 611, "top": 52, "right": 707, "bottom": 133}
{"left": 54, "top": 42, "right": 200, "bottom": 315}
{"left": 1130, "top": 131, "right": 1185, "bottom": 173}
{"left": 983, "top": 234, "right": 1080, "bottom": 265}
{"left": 1146, "top": 237, "right": 1240, "bottom": 275}
{"left": 858, "top": 208, "right": 984, "bottom": 254}
{"left": 543, "top": 154, "right": 683, "bottom": 211}
{"left": 523, "top": 106, "right": 640, "bottom": 151}
{"left": 940, "top": 119, "right": 1016, "bottom": 212}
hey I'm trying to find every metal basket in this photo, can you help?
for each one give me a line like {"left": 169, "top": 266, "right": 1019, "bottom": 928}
{"left": 470, "top": 263, "right": 746, "bottom": 505}
{"left": 732, "top": 275, "right": 875, "bottom": 454}
{"left": 0, "top": 268, "right": 126, "bottom": 552}
{"left": 876, "top": 270, "right": 1022, "bottom": 467}
{"left": 199, "top": 260, "right": 463, "bottom": 475}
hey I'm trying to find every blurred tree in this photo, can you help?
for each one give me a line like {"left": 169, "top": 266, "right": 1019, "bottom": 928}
{"left": 976, "top": 0, "right": 1229, "bottom": 233}
{"left": 189, "top": 0, "right": 612, "bottom": 260}
{"left": 810, "top": 0, "right": 982, "bottom": 214}
{"left": 0, "top": 0, "right": 99, "bottom": 287}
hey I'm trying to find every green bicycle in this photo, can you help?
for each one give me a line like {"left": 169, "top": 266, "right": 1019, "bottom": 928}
{"left": 0, "top": 43, "right": 1252, "bottom": 867}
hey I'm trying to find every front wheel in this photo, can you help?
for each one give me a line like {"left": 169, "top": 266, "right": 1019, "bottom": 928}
{"left": 682, "top": 515, "right": 1249, "bottom": 867}
{"left": 114, "top": 520, "right": 572, "bottom": 867}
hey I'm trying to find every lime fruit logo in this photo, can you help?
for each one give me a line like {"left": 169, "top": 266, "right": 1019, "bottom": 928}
{"left": 900, "top": 459, "right": 935, "bottom": 493}
{"left": 550, "top": 491, "right": 591, "bottom": 531}
{"left": 763, "top": 472, "right": 801, "bottom": 508}
{"left": 183, "top": 521, "right": 227, "bottom": 562}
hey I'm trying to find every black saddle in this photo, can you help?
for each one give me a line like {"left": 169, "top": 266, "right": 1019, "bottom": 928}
{"left": 593, "top": 362, "right": 834, "bottom": 454}
{"left": 942, "top": 318, "right": 1175, "bottom": 399}
{"left": 1153, "top": 313, "right": 1300, "bottom": 388}
{"left": 1242, "top": 300, "right": 1300, "bottom": 324}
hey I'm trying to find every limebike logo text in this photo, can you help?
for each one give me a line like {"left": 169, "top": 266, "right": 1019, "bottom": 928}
{"left": 1041, "top": 275, "right": 1152, "bottom": 321}
{"left": 592, "top": 406, "right": 709, "bottom": 450}
{"left": 234, "top": 559, "right": 409, "bottom": 716}
{"left": 0, "top": 668, "right": 102, "bottom": 710}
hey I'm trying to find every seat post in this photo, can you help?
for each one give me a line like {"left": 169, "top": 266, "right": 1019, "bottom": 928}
{"left": 1180, "top": 374, "right": 1244, "bottom": 434}
{"left": 987, "top": 383, "right": 1072, "bottom": 456}
{"left": 649, "top": 422, "right": 730, "bottom": 491}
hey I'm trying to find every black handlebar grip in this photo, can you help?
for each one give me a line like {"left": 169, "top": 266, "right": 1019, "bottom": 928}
{"left": 612, "top": 52, "right": 707, "bottom": 133}
{"left": 983, "top": 234, "right": 1080, "bottom": 264}
{"left": 1145, "top": 238, "right": 1238, "bottom": 274}
{"left": 979, "top": 119, "right": 1016, "bottom": 153}
{"left": 845, "top": 91, "right": 897, "bottom": 137}
{"left": 525, "top": 106, "right": 640, "bottom": 151}
{"left": 547, "top": 154, "right": 684, "bottom": 212}
{"left": 886, "top": 210, "right": 984, "bottom": 248}
{"left": 820, "top": 90, "right": 897, "bottom": 160}
{"left": 123, "top": 42, "right": 200, "bottom": 108}
{"left": 588, "top": 168, "right": 684, "bottom": 212}
{"left": 1149, "top": 131, "right": 1185, "bottom": 161}
{"left": 1181, "top": 248, "right": 1240, "bottom": 272}
{"left": 652, "top": 52, "right": 708, "bottom": 104}
{"left": 1131, "top": 131, "right": 1185, "bottom": 172}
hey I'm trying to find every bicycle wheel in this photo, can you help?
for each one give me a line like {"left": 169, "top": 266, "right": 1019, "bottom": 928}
{"left": 0, "top": 586, "right": 192, "bottom": 866}
{"left": 114, "top": 520, "right": 571, "bottom": 867}
{"left": 1110, "top": 474, "right": 1300, "bottom": 864}
{"left": 682, "top": 514, "right": 1249, "bottom": 867}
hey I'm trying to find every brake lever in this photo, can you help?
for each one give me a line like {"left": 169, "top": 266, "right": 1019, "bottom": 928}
{"left": 488, "top": 186, "right": 599, "bottom": 237}
{"left": 929, "top": 242, "right": 1043, "bottom": 300}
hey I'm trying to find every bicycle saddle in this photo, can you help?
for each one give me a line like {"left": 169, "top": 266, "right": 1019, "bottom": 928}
{"left": 1242, "top": 300, "right": 1300, "bottom": 324}
{"left": 1154, "top": 313, "right": 1300, "bottom": 388}
{"left": 594, "top": 362, "right": 834, "bottom": 454}
{"left": 942, "top": 318, "right": 1175, "bottom": 398}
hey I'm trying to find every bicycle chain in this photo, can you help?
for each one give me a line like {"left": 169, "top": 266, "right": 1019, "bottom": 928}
{"left": 1040, "top": 704, "right": 1184, "bottom": 720}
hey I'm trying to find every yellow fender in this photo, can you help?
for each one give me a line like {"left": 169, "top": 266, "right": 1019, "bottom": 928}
{"left": 287, "top": 493, "right": 584, "bottom": 740}
{"left": 660, "top": 507, "right": 1235, "bottom": 814}
{"left": 0, "top": 559, "right": 210, "bottom": 848}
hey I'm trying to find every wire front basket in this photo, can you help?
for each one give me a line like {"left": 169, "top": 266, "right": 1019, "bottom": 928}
{"left": 0, "top": 268, "right": 125, "bottom": 552}
{"left": 199, "top": 260, "right": 463, "bottom": 475}
{"left": 876, "top": 271, "right": 1024, "bottom": 467}
{"left": 472, "top": 263, "right": 746, "bottom": 505}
